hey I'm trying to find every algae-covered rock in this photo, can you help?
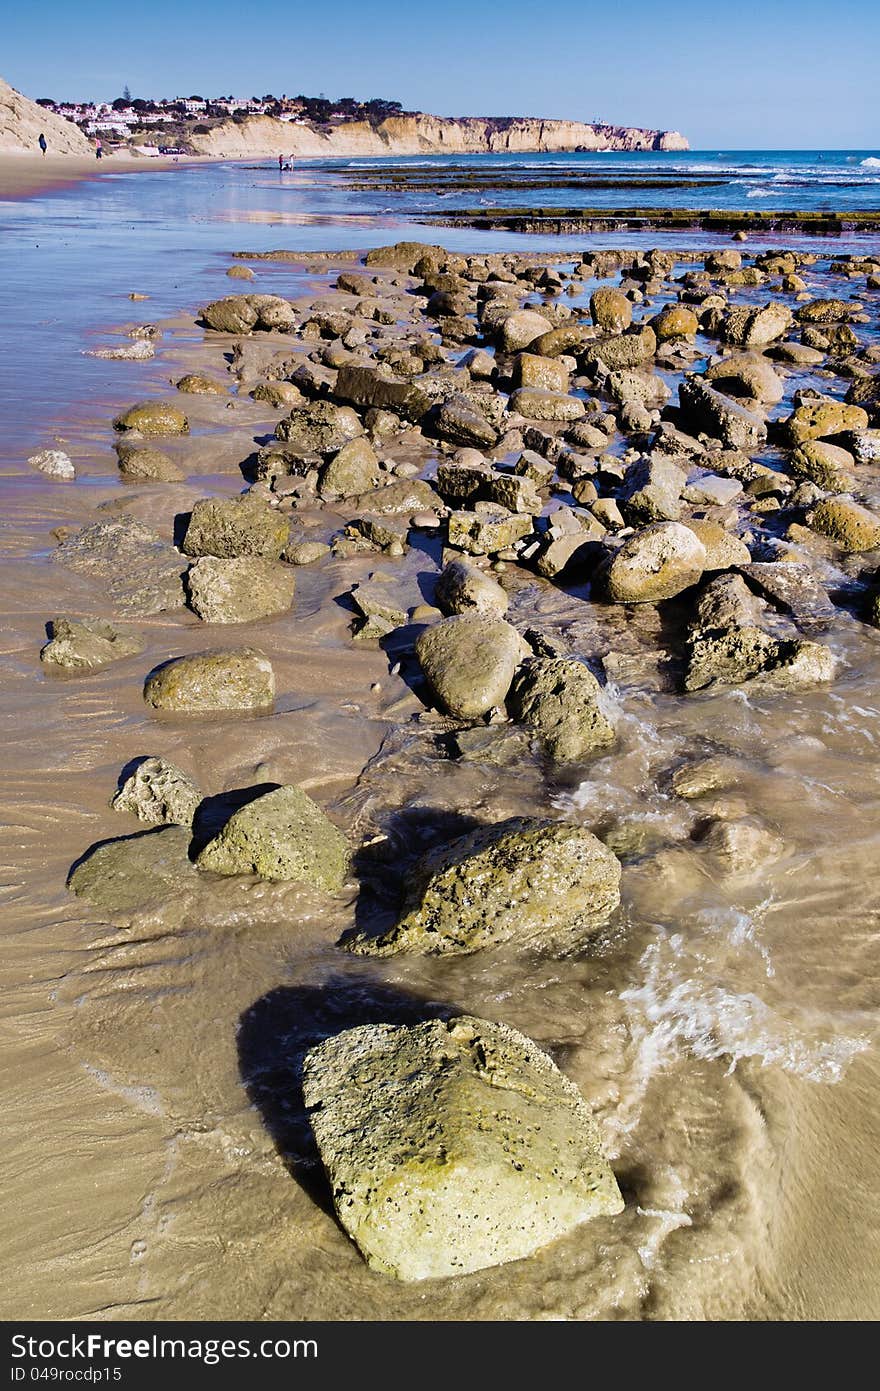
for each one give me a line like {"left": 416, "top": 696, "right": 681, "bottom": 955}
{"left": 113, "top": 401, "right": 189, "bottom": 437}
{"left": 111, "top": 756, "right": 201, "bottom": 826}
{"left": 806, "top": 497, "right": 880, "bottom": 552}
{"left": 40, "top": 616, "right": 144, "bottom": 671}
{"left": 684, "top": 625, "right": 837, "bottom": 692}
{"left": 789, "top": 440, "right": 855, "bottom": 491}
{"left": 143, "top": 648, "right": 275, "bottom": 713}
{"left": 115, "top": 443, "right": 184, "bottom": 482}
{"left": 348, "top": 817, "right": 621, "bottom": 957}
{"left": 684, "top": 520, "right": 751, "bottom": 570}
{"left": 652, "top": 303, "right": 699, "bottom": 341}
{"left": 68, "top": 825, "right": 200, "bottom": 914}
{"left": 415, "top": 614, "right": 527, "bottom": 718}
{"left": 51, "top": 517, "right": 186, "bottom": 616}
{"left": 703, "top": 352, "right": 784, "bottom": 405}
{"left": 182, "top": 495, "right": 290, "bottom": 560}
{"left": 500, "top": 308, "right": 553, "bottom": 353}
{"left": 434, "top": 558, "right": 509, "bottom": 618}
{"left": 507, "top": 658, "right": 616, "bottom": 762}
{"left": 508, "top": 388, "right": 585, "bottom": 422}
{"left": 783, "top": 394, "right": 869, "bottom": 444}
{"left": 302, "top": 1015, "right": 623, "bottom": 1281}
{"left": 584, "top": 325, "right": 656, "bottom": 371}
{"left": 201, "top": 295, "right": 259, "bottom": 334}
{"left": 186, "top": 556, "right": 296, "bottom": 623}
{"left": 446, "top": 506, "right": 533, "bottom": 556}
{"left": 678, "top": 374, "right": 767, "bottom": 450}
{"left": 195, "top": 784, "right": 348, "bottom": 887}
{"left": 176, "top": 373, "right": 226, "bottom": 396}
{"left": 721, "top": 301, "right": 792, "bottom": 348}
{"left": 589, "top": 287, "right": 632, "bottom": 332}
{"left": 604, "top": 522, "right": 706, "bottom": 603}
{"left": 276, "top": 399, "right": 364, "bottom": 453}
{"left": 319, "top": 436, "right": 381, "bottom": 497}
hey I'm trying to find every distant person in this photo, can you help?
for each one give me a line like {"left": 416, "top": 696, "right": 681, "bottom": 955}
{"left": 95, "top": 138, "right": 103, "bottom": 160}
{"left": 278, "top": 154, "right": 283, "bottom": 173}
{"left": 38, "top": 133, "right": 47, "bottom": 157}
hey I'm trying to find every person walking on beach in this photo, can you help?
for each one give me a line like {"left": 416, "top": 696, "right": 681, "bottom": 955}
{"left": 38, "top": 133, "right": 47, "bottom": 157}
{"left": 278, "top": 154, "right": 283, "bottom": 173}
{"left": 95, "top": 138, "right": 103, "bottom": 160}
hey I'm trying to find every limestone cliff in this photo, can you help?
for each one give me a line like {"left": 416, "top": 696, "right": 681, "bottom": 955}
{"left": 190, "top": 112, "right": 689, "bottom": 159}
{"left": 0, "top": 78, "right": 91, "bottom": 155}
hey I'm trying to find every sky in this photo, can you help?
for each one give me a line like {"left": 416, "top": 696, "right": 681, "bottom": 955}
{"left": 4, "top": 0, "right": 879, "bottom": 149}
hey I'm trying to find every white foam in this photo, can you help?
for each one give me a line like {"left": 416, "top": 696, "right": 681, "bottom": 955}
{"left": 860, "top": 156, "right": 880, "bottom": 168}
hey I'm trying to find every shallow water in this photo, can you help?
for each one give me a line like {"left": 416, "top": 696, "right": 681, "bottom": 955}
{"left": 1, "top": 161, "right": 879, "bottom": 1320}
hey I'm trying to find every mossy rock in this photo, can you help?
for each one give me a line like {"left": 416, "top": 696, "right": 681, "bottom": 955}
{"left": 196, "top": 784, "right": 348, "bottom": 888}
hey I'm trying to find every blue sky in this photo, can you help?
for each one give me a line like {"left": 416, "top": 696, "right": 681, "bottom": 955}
{"left": 4, "top": 0, "right": 878, "bottom": 149}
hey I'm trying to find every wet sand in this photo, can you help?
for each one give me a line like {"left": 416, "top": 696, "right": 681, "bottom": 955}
{"left": 0, "top": 153, "right": 197, "bottom": 200}
{"left": 1, "top": 245, "right": 879, "bottom": 1321}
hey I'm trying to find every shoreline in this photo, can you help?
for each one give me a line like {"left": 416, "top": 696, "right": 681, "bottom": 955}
{"left": 0, "top": 151, "right": 216, "bottom": 200}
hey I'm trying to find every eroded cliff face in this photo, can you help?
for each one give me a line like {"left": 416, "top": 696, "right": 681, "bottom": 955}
{"left": 190, "top": 112, "right": 689, "bottom": 159}
{"left": 0, "top": 78, "right": 92, "bottom": 155}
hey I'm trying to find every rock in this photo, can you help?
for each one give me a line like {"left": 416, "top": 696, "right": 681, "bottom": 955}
{"left": 514, "top": 353, "right": 569, "bottom": 393}
{"left": 446, "top": 506, "right": 533, "bottom": 556}
{"left": 740, "top": 561, "right": 835, "bottom": 620}
{"left": 604, "top": 522, "right": 706, "bottom": 603}
{"left": 347, "top": 478, "right": 438, "bottom": 515}
{"left": 691, "top": 573, "right": 765, "bottom": 632}
{"left": 182, "top": 495, "right": 289, "bottom": 560}
{"left": 789, "top": 440, "right": 855, "bottom": 491}
{"left": 51, "top": 517, "right": 186, "bottom": 616}
{"left": 671, "top": 756, "right": 738, "bottom": 798}
{"left": 683, "top": 579, "right": 837, "bottom": 691}
{"left": 700, "top": 817, "right": 785, "bottom": 875}
{"left": 113, "top": 401, "right": 189, "bottom": 437}
{"left": 90, "top": 339, "right": 155, "bottom": 361}
{"left": 590, "top": 288, "right": 632, "bottom": 332}
{"left": 507, "top": 658, "right": 615, "bottom": 761}
{"left": 584, "top": 325, "right": 656, "bottom": 371}
{"left": 115, "top": 444, "right": 184, "bottom": 482}
{"left": 806, "top": 497, "right": 880, "bottom": 552}
{"left": 771, "top": 341, "right": 825, "bottom": 366}
{"left": 186, "top": 556, "right": 295, "bottom": 623}
{"left": 434, "top": 559, "right": 509, "bottom": 617}
{"left": 783, "top": 393, "right": 869, "bottom": 444}
{"left": 111, "top": 757, "right": 201, "bottom": 826}
{"left": 605, "top": 370, "right": 668, "bottom": 408}
{"left": 434, "top": 393, "right": 499, "bottom": 447}
{"left": 227, "top": 263, "right": 255, "bottom": 281}
{"left": 500, "top": 309, "right": 553, "bottom": 353}
{"left": 250, "top": 381, "right": 304, "bottom": 408}
{"left": 283, "top": 540, "right": 331, "bottom": 566}
{"left": 678, "top": 375, "right": 767, "bottom": 449}
{"left": 348, "top": 817, "right": 621, "bottom": 958}
{"left": 202, "top": 296, "right": 259, "bottom": 334}
{"left": 620, "top": 456, "right": 687, "bottom": 524}
{"left": 703, "top": 352, "right": 784, "bottom": 405}
{"left": 722, "top": 301, "right": 792, "bottom": 347}
{"left": 302, "top": 1015, "right": 623, "bottom": 1281}
{"left": 651, "top": 303, "right": 699, "bottom": 341}
{"left": 27, "top": 448, "right": 75, "bottom": 480}
{"left": 415, "top": 614, "right": 527, "bottom": 718}
{"left": 682, "top": 472, "right": 743, "bottom": 507}
{"left": 333, "top": 363, "right": 433, "bottom": 423}
{"left": 40, "top": 616, "right": 144, "bottom": 671}
{"left": 68, "top": 825, "right": 200, "bottom": 915}
{"left": 176, "top": 373, "right": 225, "bottom": 395}
{"left": 684, "top": 520, "right": 751, "bottom": 570}
{"left": 276, "top": 400, "right": 364, "bottom": 453}
{"left": 143, "top": 648, "right": 275, "bottom": 713}
{"left": 796, "top": 298, "right": 853, "bottom": 324}
{"left": 532, "top": 323, "right": 594, "bottom": 357}
{"left": 845, "top": 375, "right": 880, "bottom": 424}
{"left": 320, "top": 436, "right": 381, "bottom": 496}
{"left": 195, "top": 784, "right": 348, "bottom": 888}
{"left": 508, "top": 388, "right": 585, "bottom": 421}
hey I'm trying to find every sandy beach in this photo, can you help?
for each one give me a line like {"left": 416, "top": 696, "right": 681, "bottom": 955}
{"left": 0, "top": 151, "right": 198, "bottom": 199}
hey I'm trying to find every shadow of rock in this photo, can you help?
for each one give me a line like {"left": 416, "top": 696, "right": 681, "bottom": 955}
{"left": 172, "top": 510, "right": 191, "bottom": 550}
{"left": 237, "top": 974, "right": 457, "bottom": 1213}
{"left": 189, "top": 782, "right": 280, "bottom": 857}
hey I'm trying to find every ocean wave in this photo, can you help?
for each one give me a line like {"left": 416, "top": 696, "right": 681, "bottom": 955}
{"left": 860, "top": 156, "right": 880, "bottom": 168}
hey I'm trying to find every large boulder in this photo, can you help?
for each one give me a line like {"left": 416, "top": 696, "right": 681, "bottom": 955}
{"left": 302, "top": 1016, "right": 623, "bottom": 1281}
{"left": 651, "top": 303, "right": 699, "bottom": 341}
{"left": 415, "top": 614, "right": 528, "bottom": 718}
{"left": 111, "top": 757, "right": 201, "bottom": 827}
{"left": 703, "top": 352, "right": 784, "bottom": 405}
{"left": 583, "top": 325, "right": 656, "bottom": 372}
{"left": 678, "top": 375, "right": 767, "bottom": 449}
{"left": 603, "top": 522, "right": 706, "bottom": 603}
{"left": 620, "top": 456, "right": 687, "bottom": 524}
{"left": 143, "top": 648, "right": 275, "bottom": 713}
{"left": 113, "top": 401, "right": 189, "bottom": 437}
{"left": 320, "top": 437, "right": 381, "bottom": 496}
{"left": 40, "top": 616, "right": 144, "bottom": 671}
{"left": 181, "top": 495, "right": 290, "bottom": 560}
{"left": 201, "top": 295, "right": 259, "bottom": 334}
{"left": 806, "top": 497, "right": 880, "bottom": 552}
{"left": 782, "top": 393, "right": 869, "bottom": 444}
{"left": 789, "top": 440, "right": 855, "bottom": 491}
{"left": 276, "top": 400, "right": 364, "bottom": 453}
{"left": 51, "top": 517, "right": 186, "bottom": 617}
{"left": 348, "top": 817, "right": 621, "bottom": 957}
{"left": 721, "top": 301, "right": 792, "bottom": 348}
{"left": 500, "top": 309, "right": 553, "bottom": 353}
{"left": 507, "top": 658, "right": 616, "bottom": 761}
{"left": 514, "top": 353, "right": 570, "bottom": 393}
{"left": 196, "top": 784, "right": 348, "bottom": 888}
{"left": 333, "top": 363, "right": 433, "bottom": 423}
{"left": 186, "top": 556, "right": 296, "bottom": 623}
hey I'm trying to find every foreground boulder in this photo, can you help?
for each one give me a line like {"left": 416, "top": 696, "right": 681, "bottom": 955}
{"left": 111, "top": 757, "right": 201, "bottom": 826}
{"left": 434, "top": 558, "right": 509, "bottom": 617}
{"left": 507, "top": 658, "right": 616, "bottom": 761}
{"left": 186, "top": 556, "right": 296, "bottom": 623}
{"left": 603, "top": 522, "right": 706, "bottom": 603}
{"left": 416, "top": 615, "right": 528, "bottom": 718}
{"left": 302, "top": 1015, "right": 623, "bottom": 1281}
{"left": 348, "top": 818, "right": 621, "bottom": 957}
{"left": 182, "top": 495, "right": 290, "bottom": 560}
{"left": 196, "top": 784, "right": 348, "bottom": 888}
{"left": 143, "top": 648, "right": 275, "bottom": 712}
{"left": 783, "top": 393, "right": 869, "bottom": 444}
{"left": 51, "top": 517, "right": 186, "bottom": 616}
{"left": 40, "top": 616, "right": 144, "bottom": 671}
{"left": 590, "top": 287, "right": 632, "bottom": 333}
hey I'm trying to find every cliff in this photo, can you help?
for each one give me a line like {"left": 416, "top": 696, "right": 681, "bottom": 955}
{"left": 0, "top": 78, "right": 91, "bottom": 155}
{"left": 190, "top": 113, "right": 689, "bottom": 159}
